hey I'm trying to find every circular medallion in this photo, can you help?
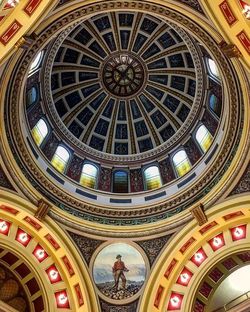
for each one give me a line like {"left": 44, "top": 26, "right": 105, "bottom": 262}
{"left": 92, "top": 243, "right": 146, "bottom": 302}
{"left": 102, "top": 53, "right": 145, "bottom": 97}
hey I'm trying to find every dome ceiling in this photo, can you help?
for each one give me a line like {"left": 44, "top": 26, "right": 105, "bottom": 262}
{"left": 3, "top": 1, "right": 243, "bottom": 226}
{"left": 50, "top": 12, "right": 198, "bottom": 155}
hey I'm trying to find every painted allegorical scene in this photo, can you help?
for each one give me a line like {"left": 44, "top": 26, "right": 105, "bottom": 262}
{"left": 93, "top": 243, "right": 146, "bottom": 300}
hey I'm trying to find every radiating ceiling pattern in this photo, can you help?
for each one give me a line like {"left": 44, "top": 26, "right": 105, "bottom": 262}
{"left": 51, "top": 12, "right": 197, "bottom": 155}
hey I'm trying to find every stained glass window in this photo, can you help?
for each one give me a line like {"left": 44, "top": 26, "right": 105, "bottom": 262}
{"left": 208, "top": 58, "right": 219, "bottom": 78}
{"left": 31, "top": 119, "right": 48, "bottom": 146}
{"left": 26, "top": 87, "right": 38, "bottom": 106}
{"left": 80, "top": 163, "right": 98, "bottom": 189}
{"left": 196, "top": 124, "right": 213, "bottom": 153}
{"left": 29, "top": 51, "right": 43, "bottom": 75}
{"left": 173, "top": 150, "right": 191, "bottom": 177}
{"left": 51, "top": 146, "right": 70, "bottom": 173}
{"left": 144, "top": 166, "right": 162, "bottom": 190}
{"left": 113, "top": 170, "right": 128, "bottom": 193}
{"left": 209, "top": 94, "right": 221, "bottom": 117}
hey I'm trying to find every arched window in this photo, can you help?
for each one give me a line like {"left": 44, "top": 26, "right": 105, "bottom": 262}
{"left": 51, "top": 145, "right": 70, "bottom": 173}
{"left": 29, "top": 51, "right": 44, "bottom": 75}
{"left": 144, "top": 166, "right": 162, "bottom": 190}
{"left": 208, "top": 58, "right": 219, "bottom": 79}
{"left": 32, "top": 118, "right": 48, "bottom": 146}
{"left": 209, "top": 94, "right": 221, "bottom": 117}
{"left": 173, "top": 150, "right": 191, "bottom": 177}
{"left": 80, "top": 163, "right": 98, "bottom": 189}
{"left": 196, "top": 124, "right": 213, "bottom": 153}
{"left": 26, "top": 87, "right": 38, "bottom": 106}
{"left": 113, "top": 170, "right": 128, "bottom": 193}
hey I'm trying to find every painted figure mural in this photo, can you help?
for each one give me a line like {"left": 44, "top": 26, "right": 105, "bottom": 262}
{"left": 93, "top": 243, "right": 146, "bottom": 300}
{"left": 112, "top": 254, "right": 129, "bottom": 291}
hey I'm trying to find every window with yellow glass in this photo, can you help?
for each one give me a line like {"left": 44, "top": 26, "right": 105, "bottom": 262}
{"left": 80, "top": 163, "right": 98, "bottom": 189}
{"left": 51, "top": 146, "right": 70, "bottom": 173}
{"left": 144, "top": 166, "right": 162, "bottom": 190}
{"left": 31, "top": 119, "right": 48, "bottom": 147}
{"left": 196, "top": 124, "right": 213, "bottom": 153}
{"left": 173, "top": 150, "right": 191, "bottom": 177}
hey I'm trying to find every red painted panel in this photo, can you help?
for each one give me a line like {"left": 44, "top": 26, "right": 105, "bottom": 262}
{"left": 237, "top": 31, "right": 250, "bottom": 54}
{"left": 0, "top": 205, "right": 19, "bottom": 215}
{"left": 164, "top": 259, "right": 178, "bottom": 279}
{"left": 0, "top": 20, "right": 22, "bottom": 45}
{"left": 45, "top": 233, "right": 60, "bottom": 250}
{"left": 179, "top": 237, "right": 196, "bottom": 254}
{"left": 24, "top": 216, "right": 42, "bottom": 230}
{"left": 219, "top": 0, "right": 237, "bottom": 26}
{"left": 223, "top": 211, "right": 244, "bottom": 220}
{"left": 24, "top": 0, "right": 42, "bottom": 16}
{"left": 62, "top": 255, "right": 75, "bottom": 276}
{"left": 199, "top": 221, "right": 218, "bottom": 235}
{"left": 75, "top": 284, "right": 84, "bottom": 307}
{"left": 154, "top": 285, "right": 164, "bottom": 308}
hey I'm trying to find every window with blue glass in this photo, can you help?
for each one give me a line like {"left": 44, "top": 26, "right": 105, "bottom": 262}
{"left": 209, "top": 94, "right": 221, "bottom": 117}
{"left": 113, "top": 170, "right": 129, "bottom": 193}
{"left": 26, "top": 86, "right": 38, "bottom": 106}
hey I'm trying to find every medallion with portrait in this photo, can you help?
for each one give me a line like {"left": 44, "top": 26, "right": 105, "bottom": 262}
{"left": 93, "top": 243, "right": 146, "bottom": 301}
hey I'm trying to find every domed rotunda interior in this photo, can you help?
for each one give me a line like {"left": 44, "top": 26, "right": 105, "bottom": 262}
{"left": 0, "top": 0, "right": 250, "bottom": 311}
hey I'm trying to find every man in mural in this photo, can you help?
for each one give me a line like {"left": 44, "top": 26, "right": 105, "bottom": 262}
{"left": 112, "top": 254, "right": 129, "bottom": 291}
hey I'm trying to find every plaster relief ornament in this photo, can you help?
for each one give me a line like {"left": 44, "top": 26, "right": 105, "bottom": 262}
{"left": 93, "top": 243, "right": 146, "bottom": 301}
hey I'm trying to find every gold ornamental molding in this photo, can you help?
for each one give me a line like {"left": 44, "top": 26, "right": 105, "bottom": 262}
{"left": 200, "top": 0, "right": 250, "bottom": 71}
{"left": 0, "top": 190, "right": 100, "bottom": 312}
{"left": 140, "top": 194, "right": 250, "bottom": 311}
{"left": 0, "top": 0, "right": 58, "bottom": 66}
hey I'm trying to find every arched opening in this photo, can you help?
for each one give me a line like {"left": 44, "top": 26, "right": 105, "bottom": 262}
{"left": 80, "top": 163, "right": 98, "bottom": 189}
{"left": 113, "top": 170, "right": 129, "bottom": 193}
{"left": 31, "top": 118, "right": 48, "bottom": 147}
{"left": 51, "top": 145, "right": 70, "bottom": 173}
{"left": 172, "top": 150, "right": 191, "bottom": 177}
{"left": 144, "top": 166, "right": 162, "bottom": 190}
{"left": 195, "top": 124, "right": 213, "bottom": 153}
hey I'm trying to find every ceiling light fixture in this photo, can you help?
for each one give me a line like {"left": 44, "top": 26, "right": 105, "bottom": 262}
{"left": 0, "top": 220, "right": 10, "bottom": 235}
